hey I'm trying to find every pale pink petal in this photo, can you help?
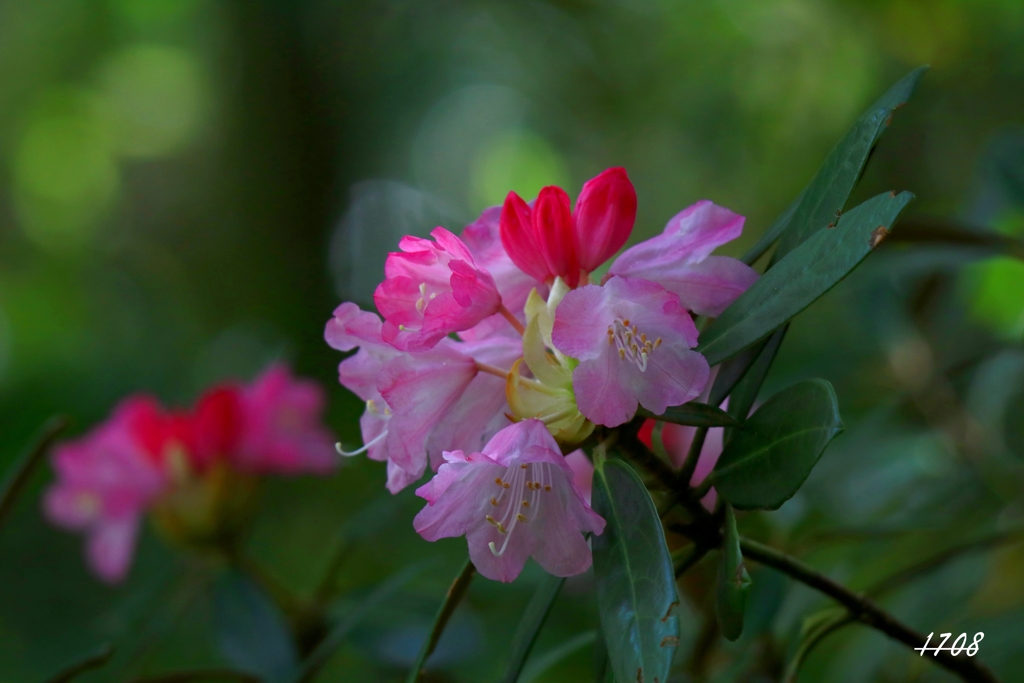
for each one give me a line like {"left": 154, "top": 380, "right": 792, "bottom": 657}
{"left": 86, "top": 516, "right": 139, "bottom": 584}
{"left": 611, "top": 201, "right": 745, "bottom": 275}
{"left": 553, "top": 277, "right": 709, "bottom": 427}
{"left": 615, "top": 255, "right": 758, "bottom": 317}
{"left": 564, "top": 450, "right": 593, "bottom": 505}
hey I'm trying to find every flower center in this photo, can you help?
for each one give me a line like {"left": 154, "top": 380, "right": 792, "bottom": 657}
{"left": 485, "top": 461, "right": 552, "bottom": 557}
{"left": 414, "top": 281, "right": 438, "bottom": 314}
{"left": 607, "top": 318, "right": 661, "bottom": 372}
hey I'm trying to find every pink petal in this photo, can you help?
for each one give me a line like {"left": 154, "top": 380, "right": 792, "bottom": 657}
{"left": 501, "top": 192, "right": 551, "bottom": 282}
{"left": 533, "top": 186, "right": 579, "bottom": 287}
{"left": 573, "top": 167, "right": 637, "bottom": 272}
{"left": 86, "top": 516, "right": 139, "bottom": 584}
{"left": 611, "top": 200, "right": 745, "bottom": 274}
{"left": 616, "top": 255, "right": 758, "bottom": 317}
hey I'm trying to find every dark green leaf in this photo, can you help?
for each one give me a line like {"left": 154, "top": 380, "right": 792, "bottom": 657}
{"left": 638, "top": 402, "right": 739, "bottom": 428}
{"left": 499, "top": 572, "right": 565, "bottom": 683}
{"left": 697, "top": 191, "right": 914, "bottom": 366}
{"left": 214, "top": 571, "right": 298, "bottom": 683}
{"left": 710, "top": 379, "right": 843, "bottom": 510}
{"left": 715, "top": 505, "right": 751, "bottom": 641}
{"left": 724, "top": 326, "right": 788, "bottom": 443}
{"left": 46, "top": 643, "right": 113, "bottom": 683}
{"left": 770, "top": 67, "right": 927, "bottom": 261}
{"left": 592, "top": 458, "right": 680, "bottom": 683}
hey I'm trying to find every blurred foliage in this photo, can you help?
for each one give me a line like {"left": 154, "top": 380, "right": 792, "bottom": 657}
{"left": 0, "top": 0, "right": 1023, "bottom": 681}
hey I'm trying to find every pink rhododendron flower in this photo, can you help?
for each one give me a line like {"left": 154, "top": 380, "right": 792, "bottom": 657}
{"left": 609, "top": 200, "right": 759, "bottom": 317}
{"left": 325, "top": 302, "right": 515, "bottom": 493}
{"left": 44, "top": 366, "right": 336, "bottom": 583}
{"left": 413, "top": 420, "right": 605, "bottom": 582}
{"left": 458, "top": 206, "right": 540, "bottom": 341}
{"left": 44, "top": 397, "right": 173, "bottom": 583}
{"left": 374, "top": 227, "right": 503, "bottom": 351}
{"left": 552, "top": 276, "right": 710, "bottom": 427}
{"left": 500, "top": 168, "right": 636, "bottom": 288}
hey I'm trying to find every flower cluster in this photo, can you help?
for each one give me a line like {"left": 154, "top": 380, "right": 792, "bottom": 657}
{"left": 327, "top": 167, "right": 757, "bottom": 581}
{"left": 44, "top": 365, "right": 337, "bottom": 583}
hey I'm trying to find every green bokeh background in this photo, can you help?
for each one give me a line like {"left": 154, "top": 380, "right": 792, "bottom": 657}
{"left": 1, "top": 1, "right": 1024, "bottom": 681}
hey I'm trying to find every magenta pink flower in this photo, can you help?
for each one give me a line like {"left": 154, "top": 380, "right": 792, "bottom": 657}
{"left": 609, "top": 200, "right": 758, "bottom": 316}
{"left": 552, "top": 276, "right": 710, "bottom": 427}
{"left": 325, "top": 302, "right": 489, "bottom": 493}
{"left": 374, "top": 227, "right": 502, "bottom": 351}
{"left": 413, "top": 420, "right": 605, "bottom": 582}
{"left": 44, "top": 397, "right": 175, "bottom": 583}
{"left": 44, "top": 366, "right": 337, "bottom": 583}
{"left": 458, "top": 206, "right": 541, "bottom": 341}
{"left": 230, "top": 365, "right": 337, "bottom": 475}
{"left": 500, "top": 168, "right": 636, "bottom": 288}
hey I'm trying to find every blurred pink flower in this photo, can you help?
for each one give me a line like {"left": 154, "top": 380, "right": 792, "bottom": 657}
{"left": 413, "top": 420, "right": 605, "bottom": 582}
{"left": 552, "top": 276, "right": 710, "bottom": 427}
{"left": 609, "top": 200, "right": 758, "bottom": 316}
{"left": 44, "top": 397, "right": 176, "bottom": 583}
{"left": 44, "top": 366, "right": 336, "bottom": 583}
{"left": 374, "top": 227, "right": 502, "bottom": 351}
{"left": 500, "top": 168, "right": 636, "bottom": 287}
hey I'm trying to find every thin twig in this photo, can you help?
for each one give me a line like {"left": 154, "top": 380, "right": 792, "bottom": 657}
{"left": 45, "top": 643, "right": 113, "bottom": 683}
{"left": 739, "top": 537, "right": 1000, "bottom": 683}
{"left": 126, "top": 670, "right": 261, "bottom": 683}
{"left": 406, "top": 559, "right": 476, "bottom": 683}
{"left": 0, "top": 416, "right": 68, "bottom": 534}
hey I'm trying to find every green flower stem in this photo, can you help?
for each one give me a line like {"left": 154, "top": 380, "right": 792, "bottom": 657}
{"left": 0, "top": 416, "right": 67, "bottom": 535}
{"left": 406, "top": 558, "right": 476, "bottom": 683}
{"left": 738, "top": 537, "right": 1000, "bottom": 683}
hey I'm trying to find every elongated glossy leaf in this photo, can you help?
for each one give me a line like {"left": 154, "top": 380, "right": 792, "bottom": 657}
{"left": 770, "top": 67, "right": 927, "bottom": 262}
{"left": 592, "top": 458, "right": 680, "bottom": 683}
{"left": 724, "top": 326, "right": 788, "bottom": 444}
{"left": 698, "top": 191, "right": 914, "bottom": 366}
{"left": 214, "top": 571, "right": 298, "bottom": 683}
{"left": 710, "top": 379, "right": 843, "bottom": 510}
{"left": 638, "top": 402, "right": 738, "bottom": 428}
{"left": 499, "top": 572, "right": 566, "bottom": 683}
{"left": 707, "top": 337, "right": 770, "bottom": 408}
{"left": 715, "top": 505, "right": 751, "bottom": 641}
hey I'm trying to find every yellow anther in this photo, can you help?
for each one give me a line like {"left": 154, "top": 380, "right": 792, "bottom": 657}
{"left": 503, "top": 482, "right": 510, "bottom": 489}
{"left": 517, "top": 514, "right": 527, "bottom": 522}
{"left": 522, "top": 500, "right": 530, "bottom": 507}
{"left": 486, "top": 515, "right": 497, "bottom": 526}
{"left": 490, "top": 497, "right": 498, "bottom": 506}
{"left": 495, "top": 477, "right": 503, "bottom": 486}
{"left": 520, "top": 464, "right": 527, "bottom": 469}
{"left": 618, "top": 349, "right": 626, "bottom": 360}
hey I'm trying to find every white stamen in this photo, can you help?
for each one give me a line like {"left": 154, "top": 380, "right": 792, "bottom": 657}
{"left": 608, "top": 319, "right": 656, "bottom": 372}
{"left": 336, "top": 429, "right": 388, "bottom": 456}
